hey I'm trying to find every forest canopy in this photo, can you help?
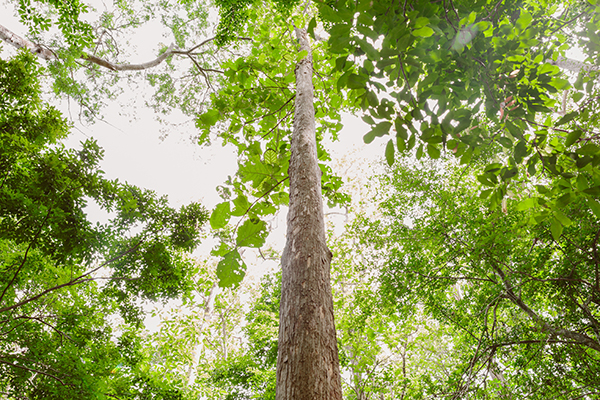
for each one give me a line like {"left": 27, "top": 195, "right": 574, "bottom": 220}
{"left": 1, "top": 0, "right": 599, "bottom": 398}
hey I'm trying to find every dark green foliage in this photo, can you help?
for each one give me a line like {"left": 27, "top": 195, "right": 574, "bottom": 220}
{"left": 0, "top": 52, "right": 207, "bottom": 399}
{"left": 322, "top": 0, "right": 600, "bottom": 229}
{"left": 16, "top": 0, "right": 94, "bottom": 48}
{"left": 214, "top": 0, "right": 300, "bottom": 45}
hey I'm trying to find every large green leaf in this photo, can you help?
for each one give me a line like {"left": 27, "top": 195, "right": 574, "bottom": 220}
{"left": 364, "top": 121, "right": 392, "bottom": 144}
{"left": 550, "top": 217, "right": 563, "bottom": 241}
{"left": 236, "top": 217, "right": 268, "bottom": 248}
{"left": 210, "top": 202, "right": 231, "bottom": 229}
{"left": 565, "top": 130, "right": 582, "bottom": 147}
{"left": 217, "top": 250, "right": 247, "bottom": 288}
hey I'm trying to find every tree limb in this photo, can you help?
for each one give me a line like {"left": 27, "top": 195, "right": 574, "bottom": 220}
{"left": 0, "top": 240, "right": 142, "bottom": 314}
{"left": 0, "top": 23, "right": 239, "bottom": 73}
{"left": 0, "top": 359, "right": 71, "bottom": 388}
{"left": 491, "top": 262, "right": 600, "bottom": 353}
{"left": 547, "top": 56, "right": 600, "bottom": 73}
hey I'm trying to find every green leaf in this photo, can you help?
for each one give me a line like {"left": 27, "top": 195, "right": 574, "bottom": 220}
{"left": 236, "top": 217, "right": 267, "bottom": 248}
{"left": 319, "top": 4, "right": 343, "bottom": 22}
{"left": 460, "top": 148, "right": 473, "bottom": 164}
{"left": 263, "top": 148, "right": 277, "bottom": 165}
{"left": 364, "top": 121, "right": 392, "bottom": 144}
{"left": 347, "top": 74, "right": 367, "bottom": 89}
{"left": 363, "top": 131, "right": 376, "bottom": 144}
{"left": 553, "top": 210, "right": 572, "bottom": 227}
{"left": 426, "top": 144, "right": 440, "bottom": 159}
{"left": 514, "top": 141, "right": 528, "bottom": 164}
{"left": 556, "top": 111, "right": 578, "bottom": 126}
{"left": 583, "top": 185, "right": 600, "bottom": 196}
{"left": 355, "top": 38, "right": 379, "bottom": 60}
{"left": 198, "top": 109, "right": 220, "bottom": 126}
{"left": 565, "top": 130, "right": 582, "bottom": 147}
{"left": 588, "top": 199, "right": 600, "bottom": 218}
{"left": 505, "top": 121, "right": 522, "bottom": 138}
{"left": 407, "top": 133, "right": 416, "bottom": 150}
{"left": 485, "top": 163, "right": 502, "bottom": 173}
{"left": 396, "top": 135, "right": 406, "bottom": 152}
{"left": 516, "top": 197, "right": 537, "bottom": 211}
{"left": 576, "top": 143, "right": 600, "bottom": 156}
{"left": 477, "top": 173, "right": 496, "bottom": 187}
{"left": 480, "top": 189, "right": 493, "bottom": 199}
{"left": 466, "top": 11, "right": 477, "bottom": 24}
{"left": 385, "top": 139, "right": 395, "bottom": 166}
{"left": 501, "top": 167, "right": 518, "bottom": 181}
{"left": 296, "top": 50, "right": 309, "bottom": 61}
{"left": 414, "top": 17, "right": 430, "bottom": 28}
{"left": 210, "top": 202, "right": 231, "bottom": 229}
{"left": 556, "top": 193, "right": 573, "bottom": 208}
{"left": 307, "top": 17, "right": 317, "bottom": 39}
{"left": 334, "top": 56, "right": 348, "bottom": 72}
{"left": 550, "top": 217, "right": 563, "bottom": 240}
{"left": 217, "top": 250, "right": 247, "bottom": 288}
{"left": 231, "top": 195, "right": 250, "bottom": 217}
{"left": 516, "top": 11, "right": 532, "bottom": 30}
{"left": 412, "top": 26, "right": 434, "bottom": 37}
{"left": 362, "top": 115, "right": 375, "bottom": 125}
{"left": 416, "top": 144, "right": 424, "bottom": 159}
{"left": 395, "top": 119, "right": 408, "bottom": 140}
{"left": 576, "top": 175, "right": 589, "bottom": 191}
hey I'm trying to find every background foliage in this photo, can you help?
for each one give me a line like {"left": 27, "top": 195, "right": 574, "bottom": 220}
{"left": 1, "top": 0, "right": 600, "bottom": 398}
{"left": 0, "top": 51, "right": 207, "bottom": 399}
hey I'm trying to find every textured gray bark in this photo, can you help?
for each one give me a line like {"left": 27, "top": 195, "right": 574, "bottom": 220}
{"left": 548, "top": 55, "right": 600, "bottom": 72}
{"left": 275, "top": 28, "right": 343, "bottom": 400}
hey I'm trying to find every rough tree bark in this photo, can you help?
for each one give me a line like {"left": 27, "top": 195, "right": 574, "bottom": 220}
{"left": 275, "top": 27, "right": 343, "bottom": 400}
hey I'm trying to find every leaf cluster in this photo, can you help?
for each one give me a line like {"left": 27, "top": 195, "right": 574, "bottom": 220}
{"left": 321, "top": 0, "right": 600, "bottom": 235}
{"left": 367, "top": 157, "right": 600, "bottom": 397}
{"left": 0, "top": 51, "right": 208, "bottom": 399}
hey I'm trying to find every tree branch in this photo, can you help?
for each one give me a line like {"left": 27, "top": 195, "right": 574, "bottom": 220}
{"left": 0, "top": 23, "right": 248, "bottom": 73}
{"left": 0, "top": 240, "right": 142, "bottom": 314}
{"left": 546, "top": 55, "right": 600, "bottom": 73}
{"left": 0, "top": 207, "right": 53, "bottom": 305}
{"left": 0, "top": 359, "right": 71, "bottom": 388}
{"left": 490, "top": 262, "right": 600, "bottom": 353}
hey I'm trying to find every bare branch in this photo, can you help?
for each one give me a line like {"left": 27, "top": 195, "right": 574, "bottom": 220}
{"left": 81, "top": 44, "right": 176, "bottom": 71}
{"left": 547, "top": 55, "right": 600, "bottom": 73}
{"left": 0, "top": 24, "right": 250, "bottom": 73}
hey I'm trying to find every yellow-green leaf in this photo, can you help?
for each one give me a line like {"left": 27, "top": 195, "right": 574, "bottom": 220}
{"left": 412, "top": 26, "right": 434, "bottom": 37}
{"left": 550, "top": 217, "right": 563, "bottom": 240}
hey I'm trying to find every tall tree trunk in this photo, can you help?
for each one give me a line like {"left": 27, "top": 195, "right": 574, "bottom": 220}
{"left": 275, "top": 28, "right": 343, "bottom": 400}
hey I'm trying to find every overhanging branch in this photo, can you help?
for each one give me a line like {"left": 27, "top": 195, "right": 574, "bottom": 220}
{"left": 0, "top": 23, "right": 241, "bottom": 73}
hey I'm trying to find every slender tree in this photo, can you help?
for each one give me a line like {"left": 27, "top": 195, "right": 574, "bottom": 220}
{"left": 276, "top": 27, "right": 342, "bottom": 399}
